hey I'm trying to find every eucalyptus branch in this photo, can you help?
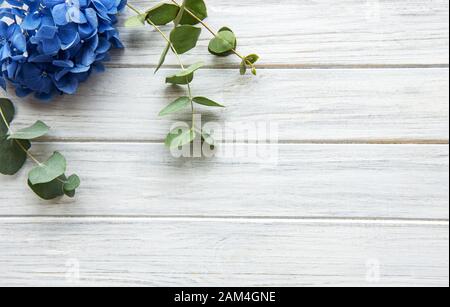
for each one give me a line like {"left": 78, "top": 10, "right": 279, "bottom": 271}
{"left": 0, "top": 100, "right": 42, "bottom": 166}
{"left": 169, "top": 0, "right": 244, "bottom": 59}
{"left": 0, "top": 97, "right": 80, "bottom": 199}
{"left": 126, "top": 3, "right": 196, "bottom": 131}
{"left": 169, "top": 0, "right": 259, "bottom": 74}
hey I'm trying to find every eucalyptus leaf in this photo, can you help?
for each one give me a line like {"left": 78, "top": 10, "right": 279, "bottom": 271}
{"left": 159, "top": 96, "right": 191, "bottom": 116}
{"left": 28, "top": 151, "right": 67, "bottom": 185}
{"left": 165, "top": 127, "right": 196, "bottom": 149}
{"left": 28, "top": 175, "right": 67, "bottom": 200}
{"left": 240, "top": 60, "right": 247, "bottom": 75}
{"left": 180, "top": 0, "right": 208, "bottom": 25}
{"left": 193, "top": 97, "right": 224, "bottom": 108}
{"left": 146, "top": 3, "right": 180, "bottom": 25}
{"left": 166, "top": 62, "right": 204, "bottom": 85}
{"left": 170, "top": 25, "right": 201, "bottom": 54}
{"left": 124, "top": 14, "right": 146, "bottom": 27}
{"left": 155, "top": 1, "right": 186, "bottom": 73}
{"left": 208, "top": 30, "right": 236, "bottom": 55}
{"left": 245, "top": 54, "right": 260, "bottom": 64}
{"left": 155, "top": 44, "right": 171, "bottom": 74}
{"left": 63, "top": 174, "right": 80, "bottom": 196}
{"left": 8, "top": 120, "right": 50, "bottom": 140}
{"left": 0, "top": 98, "right": 15, "bottom": 136}
{"left": 0, "top": 135, "right": 30, "bottom": 175}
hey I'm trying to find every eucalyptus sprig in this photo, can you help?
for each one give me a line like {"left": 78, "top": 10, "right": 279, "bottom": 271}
{"left": 125, "top": 0, "right": 259, "bottom": 148}
{"left": 0, "top": 98, "right": 80, "bottom": 200}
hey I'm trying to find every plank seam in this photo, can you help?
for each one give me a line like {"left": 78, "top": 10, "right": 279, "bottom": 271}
{"left": 32, "top": 139, "right": 450, "bottom": 145}
{"left": 0, "top": 216, "right": 448, "bottom": 226}
{"left": 105, "top": 64, "right": 450, "bottom": 70}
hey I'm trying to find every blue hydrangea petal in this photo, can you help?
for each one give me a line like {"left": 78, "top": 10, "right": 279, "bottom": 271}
{"left": 85, "top": 8, "right": 99, "bottom": 29}
{"left": 0, "top": 21, "right": 8, "bottom": 37}
{"left": 21, "top": 12, "right": 42, "bottom": 30}
{"left": 36, "top": 25, "right": 57, "bottom": 40}
{"left": 1, "top": 44, "right": 11, "bottom": 61}
{"left": 81, "top": 48, "right": 96, "bottom": 66}
{"left": 40, "top": 13, "right": 56, "bottom": 27}
{"left": 43, "top": 0, "right": 65, "bottom": 8}
{"left": 6, "top": 0, "right": 23, "bottom": 6}
{"left": 53, "top": 59, "right": 74, "bottom": 68}
{"left": 55, "top": 74, "right": 79, "bottom": 94}
{"left": 42, "top": 36, "right": 62, "bottom": 55}
{"left": 87, "top": 34, "right": 99, "bottom": 50}
{"left": 55, "top": 68, "right": 70, "bottom": 81}
{"left": 52, "top": 3, "right": 69, "bottom": 26}
{"left": 6, "top": 61, "right": 17, "bottom": 79}
{"left": 29, "top": 54, "right": 53, "bottom": 63}
{"left": 96, "top": 37, "right": 111, "bottom": 54}
{"left": 0, "top": 8, "right": 14, "bottom": 20}
{"left": 70, "top": 65, "right": 90, "bottom": 73}
{"left": 78, "top": 23, "right": 95, "bottom": 39}
{"left": 59, "top": 24, "right": 81, "bottom": 50}
{"left": 68, "top": 6, "right": 88, "bottom": 24}
{"left": 11, "top": 54, "right": 26, "bottom": 61}
{"left": 11, "top": 32, "right": 27, "bottom": 52}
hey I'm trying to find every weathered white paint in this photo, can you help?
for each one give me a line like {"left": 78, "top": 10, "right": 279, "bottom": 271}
{"left": 112, "top": 0, "right": 449, "bottom": 66}
{"left": 9, "top": 68, "right": 449, "bottom": 142}
{"left": 0, "top": 0, "right": 448, "bottom": 287}
{"left": 0, "top": 144, "right": 448, "bottom": 219}
{"left": 0, "top": 218, "right": 447, "bottom": 287}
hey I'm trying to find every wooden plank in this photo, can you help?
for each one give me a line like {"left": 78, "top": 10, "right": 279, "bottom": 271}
{"left": 0, "top": 217, "right": 447, "bottom": 287}
{"left": 0, "top": 144, "right": 447, "bottom": 219}
{"left": 9, "top": 68, "right": 449, "bottom": 142}
{"left": 111, "top": 0, "right": 449, "bottom": 66}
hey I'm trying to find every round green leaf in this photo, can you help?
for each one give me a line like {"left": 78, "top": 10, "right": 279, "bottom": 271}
{"left": 28, "top": 175, "right": 67, "bottom": 200}
{"left": 180, "top": 0, "right": 208, "bottom": 25}
{"left": 170, "top": 25, "right": 202, "bottom": 54}
{"left": 124, "top": 14, "right": 146, "bottom": 27}
{"left": 28, "top": 151, "right": 67, "bottom": 185}
{"left": 0, "top": 135, "right": 30, "bottom": 175}
{"left": 208, "top": 30, "right": 236, "bottom": 56}
{"left": 159, "top": 96, "right": 191, "bottom": 116}
{"left": 146, "top": 3, "right": 180, "bottom": 25}
{"left": 0, "top": 98, "right": 15, "bottom": 136}
{"left": 165, "top": 127, "right": 196, "bottom": 149}
{"left": 8, "top": 120, "right": 50, "bottom": 140}
{"left": 166, "top": 62, "right": 204, "bottom": 85}
{"left": 193, "top": 97, "right": 224, "bottom": 108}
{"left": 63, "top": 174, "right": 80, "bottom": 195}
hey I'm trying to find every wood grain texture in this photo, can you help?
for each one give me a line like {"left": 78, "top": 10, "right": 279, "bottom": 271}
{"left": 1, "top": 0, "right": 449, "bottom": 288}
{"left": 0, "top": 217, "right": 447, "bottom": 287}
{"left": 0, "top": 143, "right": 447, "bottom": 219}
{"left": 111, "top": 0, "right": 449, "bottom": 66}
{"left": 9, "top": 68, "right": 449, "bottom": 142}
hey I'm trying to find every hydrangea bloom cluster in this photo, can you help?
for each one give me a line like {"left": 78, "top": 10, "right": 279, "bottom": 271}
{"left": 0, "top": 0, "right": 126, "bottom": 100}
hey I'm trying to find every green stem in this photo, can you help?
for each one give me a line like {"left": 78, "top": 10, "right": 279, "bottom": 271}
{"left": 0, "top": 103, "right": 42, "bottom": 166}
{"left": 126, "top": 3, "right": 195, "bottom": 129}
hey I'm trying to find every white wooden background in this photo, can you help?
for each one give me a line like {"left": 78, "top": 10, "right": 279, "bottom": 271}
{"left": 0, "top": 0, "right": 449, "bottom": 287}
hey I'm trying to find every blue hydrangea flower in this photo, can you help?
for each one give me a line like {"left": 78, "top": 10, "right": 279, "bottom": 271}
{"left": 0, "top": 0, "right": 127, "bottom": 100}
